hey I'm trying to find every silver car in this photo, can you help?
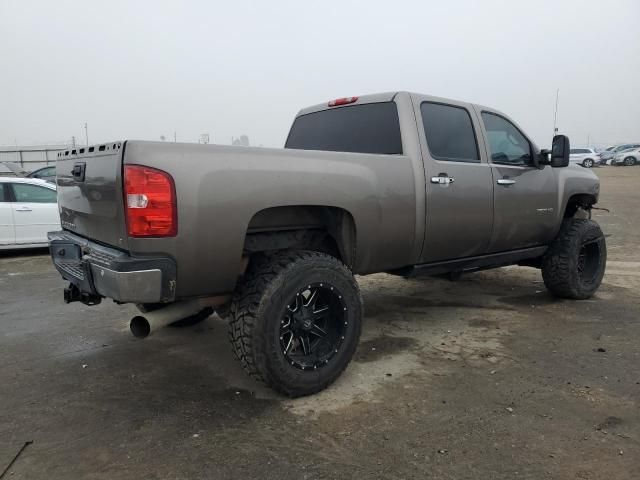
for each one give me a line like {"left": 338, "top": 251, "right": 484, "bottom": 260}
{"left": 603, "top": 143, "right": 640, "bottom": 165}
{"left": 613, "top": 146, "right": 640, "bottom": 166}
{"left": 569, "top": 148, "right": 598, "bottom": 168}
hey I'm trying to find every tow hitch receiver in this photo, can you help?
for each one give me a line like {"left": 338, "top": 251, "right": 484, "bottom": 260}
{"left": 64, "top": 283, "right": 102, "bottom": 306}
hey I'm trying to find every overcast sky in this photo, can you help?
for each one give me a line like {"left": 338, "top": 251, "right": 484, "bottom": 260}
{"left": 1, "top": 0, "right": 638, "bottom": 149}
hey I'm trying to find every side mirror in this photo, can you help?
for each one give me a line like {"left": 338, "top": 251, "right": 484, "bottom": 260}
{"left": 550, "top": 134, "right": 570, "bottom": 167}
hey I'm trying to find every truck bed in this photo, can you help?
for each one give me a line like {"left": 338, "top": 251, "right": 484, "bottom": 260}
{"left": 55, "top": 140, "right": 418, "bottom": 298}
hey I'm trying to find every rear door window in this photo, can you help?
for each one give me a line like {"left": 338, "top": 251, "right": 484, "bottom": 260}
{"left": 285, "top": 102, "right": 402, "bottom": 154}
{"left": 11, "top": 183, "right": 57, "bottom": 203}
{"left": 420, "top": 102, "right": 479, "bottom": 162}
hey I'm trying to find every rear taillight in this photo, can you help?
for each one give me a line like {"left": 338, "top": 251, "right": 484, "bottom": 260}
{"left": 328, "top": 96, "right": 358, "bottom": 107}
{"left": 124, "top": 165, "right": 177, "bottom": 237}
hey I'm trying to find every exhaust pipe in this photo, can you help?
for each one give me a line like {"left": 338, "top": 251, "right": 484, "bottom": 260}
{"left": 130, "top": 300, "right": 207, "bottom": 338}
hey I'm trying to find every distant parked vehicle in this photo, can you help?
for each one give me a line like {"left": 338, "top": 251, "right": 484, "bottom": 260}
{"left": 28, "top": 166, "right": 56, "bottom": 181}
{"left": 0, "top": 177, "right": 60, "bottom": 249}
{"left": 569, "top": 148, "right": 598, "bottom": 168}
{"left": 597, "top": 146, "right": 616, "bottom": 165}
{"left": 613, "top": 147, "right": 640, "bottom": 166}
{"left": 1, "top": 162, "right": 56, "bottom": 183}
{"left": 602, "top": 144, "right": 640, "bottom": 165}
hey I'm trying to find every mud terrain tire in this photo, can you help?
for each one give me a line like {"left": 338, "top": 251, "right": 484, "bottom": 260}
{"left": 228, "top": 250, "right": 362, "bottom": 397}
{"left": 542, "top": 219, "right": 606, "bottom": 299}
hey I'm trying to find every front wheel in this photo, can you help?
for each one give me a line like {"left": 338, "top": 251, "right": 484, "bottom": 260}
{"left": 228, "top": 251, "right": 362, "bottom": 397}
{"left": 624, "top": 156, "right": 636, "bottom": 166}
{"left": 542, "top": 219, "right": 606, "bottom": 299}
{"left": 582, "top": 158, "right": 594, "bottom": 168}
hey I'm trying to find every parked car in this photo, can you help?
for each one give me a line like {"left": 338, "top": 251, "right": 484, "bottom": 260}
{"left": 0, "top": 177, "right": 60, "bottom": 249}
{"left": 569, "top": 148, "right": 598, "bottom": 168}
{"left": 48, "top": 92, "right": 605, "bottom": 397}
{"left": 596, "top": 146, "right": 616, "bottom": 165}
{"left": 28, "top": 165, "right": 57, "bottom": 181}
{"left": 613, "top": 147, "right": 640, "bottom": 166}
{"left": 597, "top": 146, "right": 616, "bottom": 163}
{"left": 1, "top": 162, "right": 56, "bottom": 183}
{"left": 601, "top": 144, "right": 640, "bottom": 165}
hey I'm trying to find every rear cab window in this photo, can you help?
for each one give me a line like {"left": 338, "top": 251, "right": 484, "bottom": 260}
{"left": 285, "top": 102, "right": 403, "bottom": 154}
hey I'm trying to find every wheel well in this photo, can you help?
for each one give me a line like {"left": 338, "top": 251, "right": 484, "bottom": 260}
{"left": 564, "top": 194, "right": 596, "bottom": 218}
{"left": 243, "top": 206, "right": 357, "bottom": 268}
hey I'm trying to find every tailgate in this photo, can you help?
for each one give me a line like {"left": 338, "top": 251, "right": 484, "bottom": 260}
{"left": 55, "top": 142, "right": 128, "bottom": 249}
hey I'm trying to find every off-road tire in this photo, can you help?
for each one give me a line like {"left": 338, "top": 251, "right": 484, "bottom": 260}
{"left": 542, "top": 219, "right": 606, "bottom": 299}
{"left": 228, "top": 250, "right": 362, "bottom": 397}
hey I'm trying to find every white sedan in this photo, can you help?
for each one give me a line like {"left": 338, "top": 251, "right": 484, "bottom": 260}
{"left": 0, "top": 177, "right": 60, "bottom": 249}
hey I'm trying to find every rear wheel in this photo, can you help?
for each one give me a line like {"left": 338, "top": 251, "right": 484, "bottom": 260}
{"left": 582, "top": 158, "right": 594, "bottom": 168}
{"left": 624, "top": 156, "right": 636, "bottom": 166}
{"left": 542, "top": 219, "right": 606, "bottom": 299}
{"left": 228, "top": 250, "right": 362, "bottom": 397}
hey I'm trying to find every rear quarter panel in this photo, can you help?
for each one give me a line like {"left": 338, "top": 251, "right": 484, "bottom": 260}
{"left": 123, "top": 141, "right": 417, "bottom": 298}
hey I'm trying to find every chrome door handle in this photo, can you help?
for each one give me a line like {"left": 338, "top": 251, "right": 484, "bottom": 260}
{"left": 431, "top": 176, "right": 455, "bottom": 185}
{"left": 15, "top": 207, "right": 32, "bottom": 212}
{"left": 497, "top": 178, "right": 516, "bottom": 186}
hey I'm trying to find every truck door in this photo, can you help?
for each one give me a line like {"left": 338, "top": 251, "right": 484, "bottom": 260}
{"left": 412, "top": 96, "right": 494, "bottom": 262}
{"left": 476, "top": 109, "right": 557, "bottom": 252}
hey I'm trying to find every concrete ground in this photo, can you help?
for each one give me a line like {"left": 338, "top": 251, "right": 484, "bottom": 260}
{"left": 1, "top": 167, "right": 639, "bottom": 479}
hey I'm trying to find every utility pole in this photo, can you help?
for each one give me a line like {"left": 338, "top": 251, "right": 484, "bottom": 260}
{"left": 72, "top": 136, "right": 76, "bottom": 148}
{"left": 553, "top": 89, "right": 559, "bottom": 137}
{"left": 174, "top": 131, "right": 177, "bottom": 143}
{"left": 84, "top": 123, "right": 89, "bottom": 145}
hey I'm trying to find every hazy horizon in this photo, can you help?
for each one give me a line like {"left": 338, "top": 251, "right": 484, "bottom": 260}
{"left": 1, "top": 0, "right": 639, "bottom": 149}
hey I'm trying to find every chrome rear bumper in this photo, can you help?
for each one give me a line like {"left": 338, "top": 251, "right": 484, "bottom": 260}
{"left": 48, "top": 231, "right": 176, "bottom": 304}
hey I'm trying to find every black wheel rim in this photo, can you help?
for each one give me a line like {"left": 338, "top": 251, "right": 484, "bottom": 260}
{"left": 280, "top": 283, "right": 347, "bottom": 370}
{"left": 577, "top": 241, "right": 601, "bottom": 284}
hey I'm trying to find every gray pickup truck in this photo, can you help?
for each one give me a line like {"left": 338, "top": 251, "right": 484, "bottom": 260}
{"left": 49, "top": 92, "right": 606, "bottom": 397}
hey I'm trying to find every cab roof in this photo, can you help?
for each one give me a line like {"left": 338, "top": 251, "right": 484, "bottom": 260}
{"left": 296, "top": 92, "right": 400, "bottom": 117}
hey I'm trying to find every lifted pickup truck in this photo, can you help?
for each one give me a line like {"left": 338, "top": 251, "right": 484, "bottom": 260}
{"left": 49, "top": 92, "right": 606, "bottom": 397}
